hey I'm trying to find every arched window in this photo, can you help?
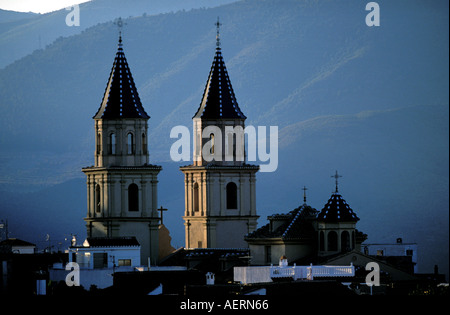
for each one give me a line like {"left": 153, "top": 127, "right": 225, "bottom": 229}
{"left": 109, "top": 133, "right": 116, "bottom": 155}
{"left": 96, "top": 133, "right": 101, "bottom": 155}
{"left": 210, "top": 134, "right": 215, "bottom": 155}
{"left": 95, "top": 184, "right": 101, "bottom": 213}
{"left": 341, "top": 231, "right": 351, "bottom": 252}
{"left": 327, "top": 231, "right": 338, "bottom": 251}
{"left": 128, "top": 183, "right": 139, "bottom": 211}
{"left": 319, "top": 231, "right": 325, "bottom": 251}
{"left": 226, "top": 182, "right": 237, "bottom": 209}
{"left": 127, "top": 133, "right": 134, "bottom": 154}
{"left": 142, "top": 133, "right": 147, "bottom": 153}
{"left": 193, "top": 183, "right": 199, "bottom": 212}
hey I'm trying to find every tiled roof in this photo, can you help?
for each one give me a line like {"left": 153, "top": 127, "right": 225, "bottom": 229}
{"left": 246, "top": 204, "right": 318, "bottom": 241}
{"left": 93, "top": 36, "right": 149, "bottom": 120}
{"left": 317, "top": 193, "right": 359, "bottom": 222}
{"left": 193, "top": 47, "right": 246, "bottom": 120}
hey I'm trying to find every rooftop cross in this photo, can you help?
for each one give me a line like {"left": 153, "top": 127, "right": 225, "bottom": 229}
{"left": 157, "top": 206, "right": 168, "bottom": 225}
{"left": 215, "top": 17, "right": 222, "bottom": 48}
{"left": 302, "top": 186, "right": 308, "bottom": 204}
{"left": 114, "top": 17, "right": 127, "bottom": 43}
{"left": 331, "top": 170, "right": 342, "bottom": 193}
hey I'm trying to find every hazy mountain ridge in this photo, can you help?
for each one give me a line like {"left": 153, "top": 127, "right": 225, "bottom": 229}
{"left": 0, "top": 9, "right": 37, "bottom": 24}
{"left": 0, "top": 0, "right": 239, "bottom": 68}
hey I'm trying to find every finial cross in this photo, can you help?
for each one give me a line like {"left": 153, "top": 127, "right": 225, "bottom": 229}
{"left": 114, "top": 17, "right": 127, "bottom": 40}
{"left": 331, "top": 170, "right": 342, "bottom": 193}
{"left": 302, "top": 186, "right": 308, "bottom": 203}
{"left": 215, "top": 17, "right": 222, "bottom": 48}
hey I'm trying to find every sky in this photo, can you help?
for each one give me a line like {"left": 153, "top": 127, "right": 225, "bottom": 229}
{"left": 0, "top": 0, "right": 91, "bottom": 14}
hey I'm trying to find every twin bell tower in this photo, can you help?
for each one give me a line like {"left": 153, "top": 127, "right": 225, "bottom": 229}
{"left": 83, "top": 19, "right": 259, "bottom": 265}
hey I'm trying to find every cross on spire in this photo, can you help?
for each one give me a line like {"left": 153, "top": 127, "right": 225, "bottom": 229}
{"left": 331, "top": 170, "right": 342, "bottom": 193}
{"left": 302, "top": 186, "right": 308, "bottom": 204}
{"left": 114, "top": 17, "right": 127, "bottom": 43}
{"left": 215, "top": 17, "right": 222, "bottom": 48}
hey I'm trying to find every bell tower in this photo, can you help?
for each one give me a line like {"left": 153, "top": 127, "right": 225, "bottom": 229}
{"left": 83, "top": 33, "right": 161, "bottom": 265}
{"left": 180, "top": 19, "right": 259, "bottom": 249}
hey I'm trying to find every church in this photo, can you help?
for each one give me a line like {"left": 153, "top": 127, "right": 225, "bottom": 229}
{"left": 78, "top": 19, "right": 368, "bottom": 271}
{"left": 245, "top": 173, "right": 367, "bottom": 265}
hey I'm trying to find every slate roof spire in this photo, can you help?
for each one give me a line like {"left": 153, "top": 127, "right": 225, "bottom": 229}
{"left": 193, "top": 18, "right": 246, "bottom": 120}
{"left": 94, "top": 33, "right": 149, "bottom": 120}
{"left": 317, "top": 193, "right": 359, "bottom": 222}
{"left": 317, "top": 173, "right": 359, "bottom": 222}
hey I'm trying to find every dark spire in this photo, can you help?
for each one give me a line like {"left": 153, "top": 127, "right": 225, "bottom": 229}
{"left": 193, "top": 18, "right": 246, "bottom": 120}
{"left": 317, "top": 193, "right": 359, "bottom": 223}
{"left": 318, "top": 172, "right": 359, "bottom": 222}
{"left": 93, "top": 32, "right": 149, "bottom": 120}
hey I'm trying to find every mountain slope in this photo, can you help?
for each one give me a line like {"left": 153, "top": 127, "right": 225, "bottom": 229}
{"left": 0, "top": 0, "right": 238, "bottom": 68}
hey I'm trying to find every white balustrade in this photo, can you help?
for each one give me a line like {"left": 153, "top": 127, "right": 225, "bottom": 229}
{"left": 270, "top": 263, "right": 354, "bottom": 280}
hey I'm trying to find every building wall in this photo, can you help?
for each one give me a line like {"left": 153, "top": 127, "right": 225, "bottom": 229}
{"left": 83, "top": 168, "right": 160, "bottom": 265}
{"left": 215, "top": 219, "right": 254, "bottom": 248}
{"left": 181, "top": 166, "right": 258, "bottom": 249}
{"left": 248, "top": 242, "right": 314, "bottom": 266}
{"left": 84, "top": 170, "right": 159, "bottom": 219}
{"left": 11, "top": 246, "right": 35, "bottom": 254}
{"left": 234, "top": 266, "right": 272, "bottom": 284}
{"left": 184, "top": 218, "right": 206, "bottom": 248}
{"left": 71, "top": 246, "right": 141, "bottom": 269}
{"left": 362, "top": 242, "right": 418, "bottom": 273}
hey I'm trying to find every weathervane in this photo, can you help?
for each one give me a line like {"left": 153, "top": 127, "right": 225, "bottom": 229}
{"left": 331, "top": 170, "right": 342, "bottom": 193}
{"left": 215, "top": 17, "right": 222, "bottom": 48}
